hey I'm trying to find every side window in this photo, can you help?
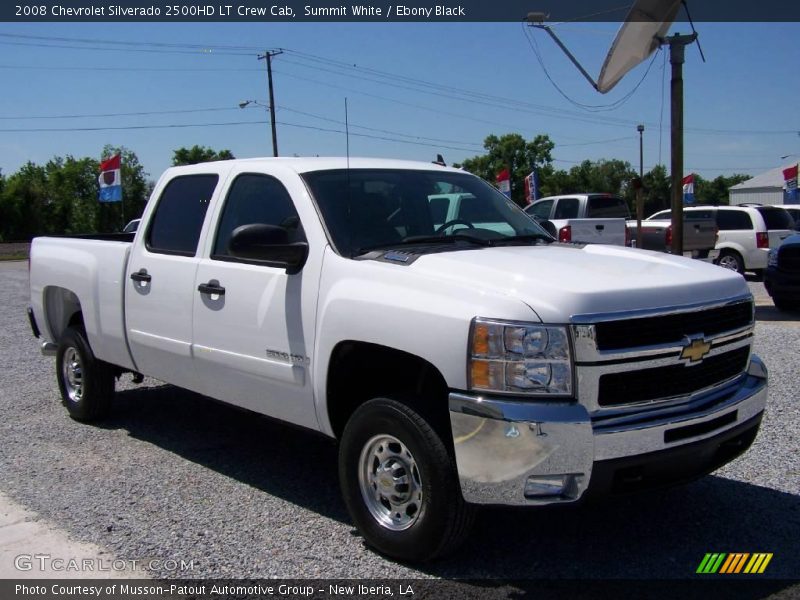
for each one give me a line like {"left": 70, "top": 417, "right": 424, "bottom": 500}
{"left": 650, "top": 210, "right": 669, "bottom": 219}
{"left": 213, "top": 173, "right": 305, "bottom": 259}
{"left": 147, "top": 174, "right": 218, "bottom": 256}
{"left": 527, "top": 200, "right": 553, "bottom": 219}
{"left": 553, "top": 198, "right": 580, "bottom": 219}
{"left": 717, "top": 210, "right": 753, "bottom": 231}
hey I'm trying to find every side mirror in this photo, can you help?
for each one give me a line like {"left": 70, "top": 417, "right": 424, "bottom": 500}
{"left": 228, "top": 223, "right": 308, "bottom": 274}
{"left": 538, "top": 218, "right": 558, "bottom": 239}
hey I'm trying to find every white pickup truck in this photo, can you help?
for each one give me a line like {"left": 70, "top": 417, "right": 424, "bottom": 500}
{"left": 524, "top": 193, "right": 630, "bottom": 245}
{"left": 28, "top": 158, "right": 767, "bottom": 562}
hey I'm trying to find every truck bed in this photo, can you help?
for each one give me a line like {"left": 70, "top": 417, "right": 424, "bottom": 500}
{"left": 29, "top": 236, "right": 136, "bottom": 371}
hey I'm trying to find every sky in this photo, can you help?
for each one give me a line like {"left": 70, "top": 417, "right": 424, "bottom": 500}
{"left": 0, "top": 20, "right": 798, "bottom": 183}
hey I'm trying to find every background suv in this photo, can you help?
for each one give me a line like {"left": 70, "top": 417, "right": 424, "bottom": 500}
{"left": 648, "top": 205, "right": 795, "bottom": 275}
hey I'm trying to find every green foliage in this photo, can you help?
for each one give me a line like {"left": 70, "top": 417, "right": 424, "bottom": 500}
{"left": 694, "top": 173, "right": 750, "bottom": 206}
{"left": 458, "top": 133, "right": 554, "bottom": 206}
{"left": 172, "top": 145, "right": 235, "bottom": 166}
{"left": 0, "top": 148, "right": 149, "bottom": 240}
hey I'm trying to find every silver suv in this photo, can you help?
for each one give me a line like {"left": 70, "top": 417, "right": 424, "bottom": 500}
{"left": 648, "top": 205, "right": 794, "bottom": 274}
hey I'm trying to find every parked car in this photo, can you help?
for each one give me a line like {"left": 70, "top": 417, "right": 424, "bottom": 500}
{"left": 28, "top": 158, "right": 766, "bottom": 562}
{"left": 629, "top": 209, "right": 719, "bottom": 262}
{"left": 648, "top": 205, "right": 795, "bottom": 275}
{"left": 525, "top": 193, "right": 629, "bottom": 245}
{"left": 775, "top": 205, "right": 800, "bottom": 230}
{"left": 765, "top": 233, "right": 800, "bottom": 310}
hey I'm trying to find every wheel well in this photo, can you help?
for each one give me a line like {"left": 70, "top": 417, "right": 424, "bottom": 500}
{"left": 43, "top": 286, "right": 83, "bottom": 342}
{"left": 326, "top": 341, "right": 450, "bottom": 439}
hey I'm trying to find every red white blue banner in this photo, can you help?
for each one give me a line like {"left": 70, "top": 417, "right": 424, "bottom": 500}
{"left": 524, "top": 168, "right": 540, "bottom": 204}
{"left": 783, "top": 164, "right": 798, "bottom": 204}
{"left": 98, "top": 153, "right": 122, "bottom": 203}
{"left": 496, "top": 168, "right": 511, "bottom": 199}
{"left": 682, "top": 173, "right": 695, "bottom": 205}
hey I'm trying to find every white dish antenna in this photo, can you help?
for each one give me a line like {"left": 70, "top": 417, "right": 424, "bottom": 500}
{"left": 596, "top": 0, "right": 682, "bottom": 93}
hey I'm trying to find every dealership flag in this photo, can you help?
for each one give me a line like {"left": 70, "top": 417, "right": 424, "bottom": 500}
{"left": 496, "top": 168, "right": 511, "bottom": 199}
{"left": 682, "top": 173, "right": 695, "bottom": 205}
{"left": 783, "top": 164, "right": 799, "bottom": 204}
{"left": 524, "top": 167, "right": 540, "bottom": 205}
{"left": 98, "top": 153, "right": 122, "bottom": 202}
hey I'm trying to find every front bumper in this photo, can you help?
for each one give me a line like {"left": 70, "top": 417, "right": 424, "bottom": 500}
{"left": 764, "top": 266, "right": 800, "bottom": 299}
{"left": 449, "top": 355, "right": 768, "bottom": 505}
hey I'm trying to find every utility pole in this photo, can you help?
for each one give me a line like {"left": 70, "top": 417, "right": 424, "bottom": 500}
{"left": 636, "top": 124, "right": 644, "bottom": 248}
{"left": 258, "top": 49, "right": 283, "bottom": 157}
{"left": 667, "top": 32, "right": 696, "bottom": 256}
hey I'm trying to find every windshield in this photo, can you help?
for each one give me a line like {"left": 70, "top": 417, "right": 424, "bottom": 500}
{"left": 302, "top": 169, "right": 551, "bottom": 256}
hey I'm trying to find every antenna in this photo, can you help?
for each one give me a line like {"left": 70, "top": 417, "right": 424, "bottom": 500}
{"left": 344, "top": 97, "right": 354, "bottom": 256}
{"left": 344, "top": 97, "right": 351, "bottom": 170}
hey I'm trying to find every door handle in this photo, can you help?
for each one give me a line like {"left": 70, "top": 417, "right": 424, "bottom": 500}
{"left": 130, "top": 269, "right": 152, "bottom": 283}
{"left": 595, "top": 225, "right": 605, "bottom": 231}
{"left": 198, "top": 281, "right": 226, "bottom": 296}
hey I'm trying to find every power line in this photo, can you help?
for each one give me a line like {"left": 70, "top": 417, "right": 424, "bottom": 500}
{"left": 0, "top": 107, "right": 238, "bottom": 120}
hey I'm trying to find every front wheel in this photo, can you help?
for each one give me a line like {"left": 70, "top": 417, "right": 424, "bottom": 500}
{"left": 56, "top": 326, "right": 115, "bottom": 422}
{"left": 339, "top": 398, "right": 474, "bottom": 562}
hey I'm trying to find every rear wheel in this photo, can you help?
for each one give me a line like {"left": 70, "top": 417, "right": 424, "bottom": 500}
{"left": 773, "top": 296, "right": 796, "bottom": 312}
{"left": 56, "top": 326, "right": 115, "bottom": 422}
{"left": 715, "top": 250, "right": 744, "bottom": 274}
{"left": 339, "top": 397, "right": 474, "bottom": 562}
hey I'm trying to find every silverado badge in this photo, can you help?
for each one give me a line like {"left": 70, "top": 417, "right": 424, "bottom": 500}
{"left": 681, "top": 338, "right": 712, "bottom": 363}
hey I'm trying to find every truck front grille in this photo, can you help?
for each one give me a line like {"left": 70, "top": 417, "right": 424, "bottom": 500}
{"left": 778, "top": 246, "right": 800, "bottom": 271}
{"left": 597, "top": 346, "right": 750, "bottom": 407}
{"left": 594, "top": 300, "right": 753, "bottom": 351}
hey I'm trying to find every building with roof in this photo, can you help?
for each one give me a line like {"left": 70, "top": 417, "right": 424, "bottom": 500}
{"left": 729, "top": 163, "right": 799, "bottom": 205}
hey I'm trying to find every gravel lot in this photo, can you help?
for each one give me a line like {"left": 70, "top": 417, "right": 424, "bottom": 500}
{"left": 1, "top": 261, "right": 798, "bottom": 582}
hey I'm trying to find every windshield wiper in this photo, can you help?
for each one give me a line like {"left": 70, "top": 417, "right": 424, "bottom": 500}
{"left": 355, "top": 233, "right": 491, "bottom": 256}
{"left": 488, "top": 234, "right": 553, "bottom": 246}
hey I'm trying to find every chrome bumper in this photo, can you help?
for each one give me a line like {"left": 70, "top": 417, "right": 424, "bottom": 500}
{"left": 449, "top": 355, "right": 768, "bottom": 506}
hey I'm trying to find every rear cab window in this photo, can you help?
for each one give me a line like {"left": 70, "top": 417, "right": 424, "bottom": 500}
{"left": 146, "top": 174, "right": 219, "bottom": 256}
{"left": 586, "top": 195, "right": 630, "bottom": 218}
{"left": 553, "top": 198, "right": 580, "bottom": 219}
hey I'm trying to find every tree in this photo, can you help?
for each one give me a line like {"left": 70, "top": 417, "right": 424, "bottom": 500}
{"left": 0, "top": 162, "right": 49, "bottom": 241}
{"left": 695, "top": 173, "right": 750, "bottom": 206}
{"left": 458, "top": 133, "right": 554, "bottom": 206}
{"left": 540, "top": 159, "right": 636, "bottom": 202}
{"left": 172, "top": 145, "right": 235, "bottom": 166}
{"left": 640, "top": 164, "right": 671, "bottom": 217}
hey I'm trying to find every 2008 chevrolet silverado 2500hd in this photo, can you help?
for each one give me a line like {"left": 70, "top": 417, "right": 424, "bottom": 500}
{"left": 28, "top": 158, "right": 768, "bottom": 562}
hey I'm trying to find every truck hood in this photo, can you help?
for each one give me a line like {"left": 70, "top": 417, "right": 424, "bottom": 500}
{"left": 408, "top": 244, "right": 750, "bottom": 323}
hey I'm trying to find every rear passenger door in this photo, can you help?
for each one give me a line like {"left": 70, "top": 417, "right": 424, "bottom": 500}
{"left": 125, "top": 173, "right": 221, "bottom": 391}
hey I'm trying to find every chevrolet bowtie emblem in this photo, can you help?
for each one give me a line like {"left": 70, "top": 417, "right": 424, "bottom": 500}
{"left": 681, "top": 338, "right": 712, "bottom": 363}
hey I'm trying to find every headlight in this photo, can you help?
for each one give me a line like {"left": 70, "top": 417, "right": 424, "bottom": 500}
{"left": 767, "top": 249, "right": 778, "bottom": 268}
{"left": 468, "top": 318, "right": 573, "bottom": 396}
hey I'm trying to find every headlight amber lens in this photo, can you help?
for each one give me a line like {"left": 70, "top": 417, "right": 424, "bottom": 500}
{"left": 468, "top": 319, "right": 573, "bottom": 396}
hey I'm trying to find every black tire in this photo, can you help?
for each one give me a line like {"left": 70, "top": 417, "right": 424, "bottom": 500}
{"left": 773, "top": 296, "right": 796, "bottom": 312}
{"left": 339, "top": 397, "right": 475, "bottom": 562}
{"left": 715, "top": 250, "right": 744, "bottom": 274}
{"left": 55, "top": 326, "right": 115, "bottom": 422}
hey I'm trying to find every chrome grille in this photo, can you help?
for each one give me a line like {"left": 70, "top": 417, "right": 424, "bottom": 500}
{"left": 597, "top": 346, "right": 750, "bottom": 406}
{"left": 594, "top": 300, "right": 753, "bottom": 351}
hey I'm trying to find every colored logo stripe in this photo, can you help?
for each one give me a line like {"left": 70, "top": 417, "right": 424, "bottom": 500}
{"left": 697, "top": 553, "right": 773, "bottom": 574}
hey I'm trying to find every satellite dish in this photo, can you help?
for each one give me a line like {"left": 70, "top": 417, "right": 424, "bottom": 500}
{"left": 596, "top": 0, "right": 682, "bottom": 93}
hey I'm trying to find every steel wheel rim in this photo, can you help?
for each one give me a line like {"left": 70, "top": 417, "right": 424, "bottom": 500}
{"left": 718, "top": 254, "right": 740, "bottom": 271}
{"left": 358, "top": 434, "right": 423, "bottom": 531}
{"left": 62, "top": 347, "right": 84, "bottom": 403}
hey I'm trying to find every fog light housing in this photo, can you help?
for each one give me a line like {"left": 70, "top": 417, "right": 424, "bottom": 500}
{"left": 524, "top": 474, "right": 580, "bottom": 499}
